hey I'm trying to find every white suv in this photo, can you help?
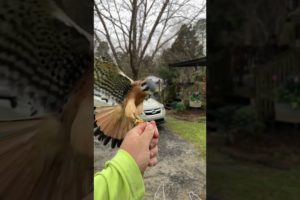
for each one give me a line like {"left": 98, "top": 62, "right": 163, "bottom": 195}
{"left": 94, "top": 95, "right": 165, "bottom": 123}
{"left": 140, "top": 98, "right": 165, "bottom": 123}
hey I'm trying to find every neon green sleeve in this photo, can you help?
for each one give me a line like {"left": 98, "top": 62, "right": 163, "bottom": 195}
{"left": 94, "top": 149, "right": 145, "bottom": 200}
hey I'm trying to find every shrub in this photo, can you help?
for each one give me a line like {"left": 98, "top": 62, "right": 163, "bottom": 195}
{"left": 215, "top": 105, "right": 265, "bottom": 144}
{"left": 171, "top": 101, "right": 178, "bottom": 109}
{"left": 175, "top": 102, "right": 186, "bottom": 112}
{"left": 232, "top": 106, "right": 265, "bottom": 137}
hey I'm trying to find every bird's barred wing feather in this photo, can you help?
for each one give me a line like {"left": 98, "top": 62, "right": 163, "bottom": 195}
{"left": 94, "top": 60, "right": 138, "bottom": 148}
{"left": 0, "top": 0, "right": 91, "bottom": 119}
{"left": 94, "top": 59, "right": 133, "bottom": 104}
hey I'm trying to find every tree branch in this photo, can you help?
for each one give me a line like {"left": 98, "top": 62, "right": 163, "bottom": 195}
{"left": 113, "top": 0, "right": 129, "bottom": 51}
{"left": 94, "top": 1, "right": 122, "bottom": 67}
{"left": 139, "top": 0, "right": 170, "bottom": 64}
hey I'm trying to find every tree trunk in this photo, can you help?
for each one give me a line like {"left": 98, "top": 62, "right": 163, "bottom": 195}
{"left": 131, "top": 63, "right": 139, "bottom": 79}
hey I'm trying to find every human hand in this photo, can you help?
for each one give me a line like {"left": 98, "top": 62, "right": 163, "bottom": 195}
{"left": 120, "top": 121, "right": 159, "bottom": 174}
{"left": 148, "top": 121, "right": 159, "bottom": 167}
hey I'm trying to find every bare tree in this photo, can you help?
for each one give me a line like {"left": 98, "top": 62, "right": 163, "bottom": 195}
{"left": 94, "top": 0, "right": 206, "bottom": 79}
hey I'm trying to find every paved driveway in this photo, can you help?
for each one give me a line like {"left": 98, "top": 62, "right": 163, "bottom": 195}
{"left": 94, "top": 124, "right": 206, "bottom": 200}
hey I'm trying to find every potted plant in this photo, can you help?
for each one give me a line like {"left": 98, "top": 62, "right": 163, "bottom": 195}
{"left": 274, "top": 75, "right": 300, "bottom": 123}
{"left": 189, "top": 92, "right": 202, "bottom": 108}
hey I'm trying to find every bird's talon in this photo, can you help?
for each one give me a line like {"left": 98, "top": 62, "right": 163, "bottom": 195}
{"left": 134, "top": 118, "right": 144, "bottom": 125}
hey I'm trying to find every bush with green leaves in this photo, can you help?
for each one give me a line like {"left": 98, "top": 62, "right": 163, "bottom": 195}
{"left": 158, "top": 67, "right": 178, "bottom": 84}
{"left": 171, "top": 101, "right": 178, "bottom": 109}
{"left": 215, "top": 105, "right": 264, "bottom": 144}
{"left": 175, "top": 102, "right": 186, "bottom": 112}
{"left": 192, "top": 68, "right": 206, "bottom": 82}
{"left": 232, "top": 106, "right": 265, "bottom": 137}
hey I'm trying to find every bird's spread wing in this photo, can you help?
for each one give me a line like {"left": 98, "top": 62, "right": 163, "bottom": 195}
{"left": 0, "top": 0, "right": 93, "bottom": 199}
{"left": 93, "top": 60, "right": 157, "bottom": 148}
{"left": 0, "top": 0, "right": 92, "bottom": 119}
{"left": 94, "top": 60, "right": 139, "bottom": 148}
{"left": 94, "top": 59, "right": 133, "bottom": 104}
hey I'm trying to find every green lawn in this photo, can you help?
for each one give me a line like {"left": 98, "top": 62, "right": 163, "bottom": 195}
{"left": 208, "top": 147, "right": 300, "bottom": 200}
{"left": 165, "top": 115, "right": 206, "bottom": 159}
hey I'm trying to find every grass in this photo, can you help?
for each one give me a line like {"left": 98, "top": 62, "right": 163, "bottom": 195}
{"left": 208, "top": 144, "right": 300, "bottom": 200}
{"left": 165, "top": 115, "right": 206, "bottom": 159}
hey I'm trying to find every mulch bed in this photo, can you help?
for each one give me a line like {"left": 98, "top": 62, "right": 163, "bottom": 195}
{"left": 167, "top": 109, "right": 206, "bottom": 122}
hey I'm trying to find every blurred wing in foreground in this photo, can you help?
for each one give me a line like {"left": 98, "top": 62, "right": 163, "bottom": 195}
{"left": 0, "top": 0, "right": 93, "bottom": 199}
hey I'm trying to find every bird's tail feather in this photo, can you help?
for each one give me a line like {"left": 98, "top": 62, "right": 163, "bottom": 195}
{"left": 95, "top": 106, "right": 134, "bottom": 140}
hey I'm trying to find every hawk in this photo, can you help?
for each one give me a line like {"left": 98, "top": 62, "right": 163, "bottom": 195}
{"left": 94, "top": 59, "right": 156, "bottom": 148}
{"left": 0, "top": 0, "right": 93, "bottom": 199}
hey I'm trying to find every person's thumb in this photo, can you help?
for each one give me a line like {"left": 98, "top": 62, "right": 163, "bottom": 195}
{"left": 132, "top": 121, "right": 148, "bottom": 134}
{"left": 141, "top": 122, "right": 155, "bottom": 142}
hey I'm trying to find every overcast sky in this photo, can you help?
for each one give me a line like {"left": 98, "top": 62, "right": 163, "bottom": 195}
{"left": 95, "top": 0, "right": 206, "bottom": 57}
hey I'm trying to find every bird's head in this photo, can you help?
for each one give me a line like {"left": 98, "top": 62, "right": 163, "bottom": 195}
{"left": 141, "top": 79, "right": 157, "bottom": 99}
